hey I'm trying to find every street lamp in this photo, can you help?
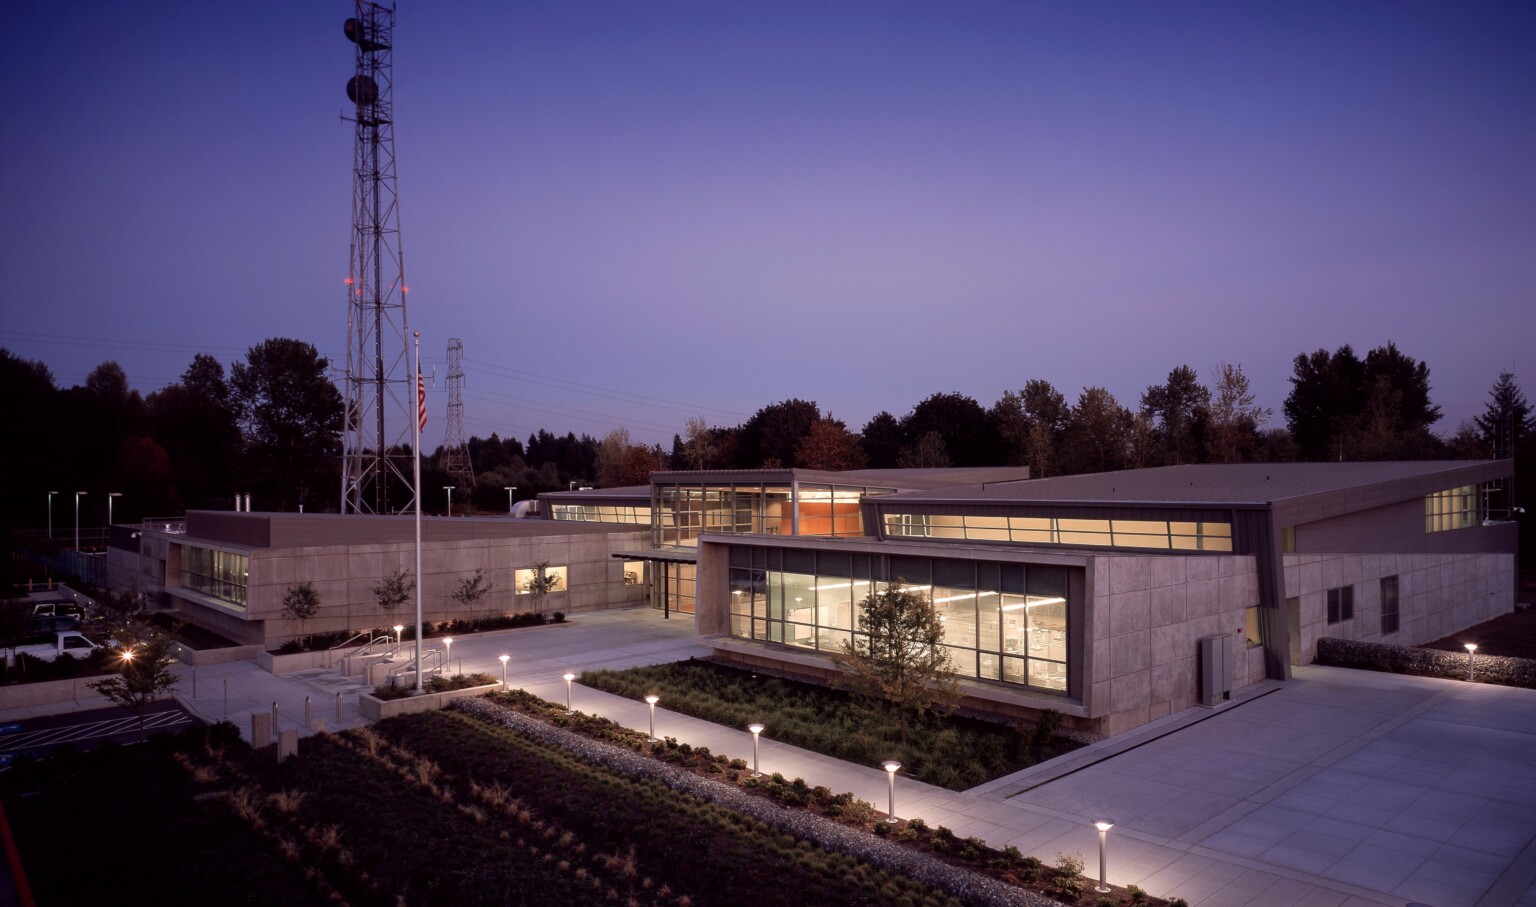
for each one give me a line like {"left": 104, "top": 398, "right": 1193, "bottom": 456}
{"left": 499, "top": 654, "right": 510, "bottom": 689}
{"left": 1465, "top": 643, "right": 1478, "bottom": 682}
{"left": 748, "top": 723, "right": 765, "bottom": 776}
{"left": 645, "top": 695, "right": 660, "bottom": 741}
{"left": 563, "top": 672, "right": 576, "bottom": 711}
{"left": 443, "top": 637, "right": 453, "bottom": 674}
{"left": 505, "top": 486, "right": 517, "bottom": 515}
{"left": 882, "top": 761, "right": 901, "bottom": 820}
{"left": 444, "top": 486, "right": 453, "bottom": 517}
{"left": 47, "top": 491, "right": 58, "bottom": 541}
{"left": 107, "top": 492, "right": 122, "bottom": 527}
{"left": 1095, "top": 821, "right": 1114, "bottom": 893}
{"left": 73, "top": 491, "right": 87, "bottom": 551}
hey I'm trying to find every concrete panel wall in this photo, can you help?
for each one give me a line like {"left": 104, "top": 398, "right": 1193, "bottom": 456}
{"left": 1092, "top": 554, "right": 1263, "bottom": 737}
{"left": 1284, "top": 552, "right": 1515, "bottom": 663}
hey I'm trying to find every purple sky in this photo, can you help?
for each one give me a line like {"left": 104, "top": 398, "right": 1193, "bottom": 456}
{"left": 3, "top": 2, "right": 1533, "bottom": 449}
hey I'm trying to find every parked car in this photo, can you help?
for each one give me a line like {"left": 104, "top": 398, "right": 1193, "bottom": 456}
{"left": 29, "top": 615, "right": 81, "bottom": 636}
{"left": 31, "top": 601, "right": 84, "bottom": 621}
{"left": 7, "top": 631, "right": 102, "bottom": 667}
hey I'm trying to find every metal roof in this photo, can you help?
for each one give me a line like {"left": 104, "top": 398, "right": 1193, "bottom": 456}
{"left": 878, "top": 461, "right": 1508, "bottom": 507}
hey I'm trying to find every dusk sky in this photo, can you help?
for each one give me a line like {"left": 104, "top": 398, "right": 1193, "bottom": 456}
{"left": 2, "top": 2, "right": 1532, "bottom": 449}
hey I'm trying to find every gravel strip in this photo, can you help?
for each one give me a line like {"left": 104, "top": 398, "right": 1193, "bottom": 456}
{"left": 453, "top": 697, "right": 1062, "bottom": 907}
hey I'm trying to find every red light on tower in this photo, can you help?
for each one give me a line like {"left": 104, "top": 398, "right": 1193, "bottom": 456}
{"left": 344, "top": 276, "right": 354, "bottom": 285}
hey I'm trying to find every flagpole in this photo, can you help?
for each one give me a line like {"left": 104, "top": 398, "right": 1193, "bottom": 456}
{"left": 412, "top": 331, "right": 424, "bottom": 694}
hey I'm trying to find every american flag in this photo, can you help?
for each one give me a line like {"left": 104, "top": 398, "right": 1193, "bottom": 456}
{"left": 417, "top": 371, "right": 427, "bottom": 433}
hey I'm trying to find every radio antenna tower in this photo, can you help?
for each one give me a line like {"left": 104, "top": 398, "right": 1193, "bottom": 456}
{"left": 340, "top": 2, "right": 416, "bottom": 514}
{"left": 440, "top": 338, "right": 476, "bottom": 490}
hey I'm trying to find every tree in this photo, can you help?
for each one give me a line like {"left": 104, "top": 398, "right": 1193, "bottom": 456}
{"left": 281, "top": 581, "right": 321, "bottom": 648}
{"left": 1284, "top": 345, "right": 1366, "bottom": 460}
{"left": 150, "top": 353, "right": 243, "bottom": 509}
{"left": 859, "top": 411, "right": 905, "bottom": 469}
{"left": 837, "top": 583, "right": 959, "bottom": 745}
{"left": 795, "top": 417, "right": 869, "bottom": 471}
{"left": 897, "top": 431, "right": 951, "bottom": 468}
{"left": 372, "top": 567, "right": 414, "bottom": 617}
{"left": 90, "top": 624, "right": 179, "bottom": 741}
{"left": 522, "top": 561, "right": 562, "bottom": 615}
{"left": 1207, "top": 363, "right": 1271, "bottom": 463}
{"left": 1284, "top": 342, "right": 1439, "bottom": 461}
{"left": 681, "top": 416, "right": 718, "bottom": 470}
{"left": 737, "top": 400, "right": 821, "bottom": 468}
{"left": 1014, "top": 380, "right": 1069, "bottom": 478}
{"left": 1475, "top": 372, "right": 1533, "bottom": 458}
{"left": 231, "top": 338, "right": 344, "bottom": 512}
{"left": 902, "top": 393, "right": 1000, "bottom": 467}
{"left": 595, "top": 429, "right": 666, "bottom": 487}
{"left": 451, "top": 568, "right": 495, "bottom": 619}
{"left": 1062, "top": 387, "right": 1132, "bottom": 474}
{"left": 1140, "top": 365, "right": 1210, "bottom": 466}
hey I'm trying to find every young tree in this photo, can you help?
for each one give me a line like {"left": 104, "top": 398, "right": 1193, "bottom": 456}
{"left": 897, "top": 431, "right": 951, "bottom": 468}
{"left": 795, "top": 417, "right": 869, "bottom": 471}
{"left": 1207, "top": 362, "right": 1271, "bottom": 463}
{"left": 522, "top": 561, "right": 562, "bottom": 615}
{"left": 90, "top": 626, "right": 179, "bottom": 741}
{"left": 682, "top": 416, "right": 717, "bottom": 470}
{"left": 451, "top": 568, "right": 495, "bottom": 619}
{"left": 837, "top": 583, "right": 960, "bottom": 745}
{"left": 372, "top": 567, "right": 414, "bottom": 618}
{"left": 281, "top": 581, "right": 321, "bottom": 648}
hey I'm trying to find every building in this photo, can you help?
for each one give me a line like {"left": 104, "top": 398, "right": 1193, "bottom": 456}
{"left": 109, "top": 510, "right": 649, "bottom": 646}
{"left": 551, "top": 460, "right": 1518, "bottom": 738}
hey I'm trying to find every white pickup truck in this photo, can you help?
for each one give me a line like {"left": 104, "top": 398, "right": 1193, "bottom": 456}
{"left": 7, "top": 631, "right": 102, "bottom": 667}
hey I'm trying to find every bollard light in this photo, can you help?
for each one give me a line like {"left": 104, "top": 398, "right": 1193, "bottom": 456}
{"left": 645, "top": 695, "right": 660, "bottom": 741}
{"left": 393, "top": 625, "right": 404, "bottom": 654}
{"left": 563, "top": 672, "right": 576, "bottom": 711}
{"left": 499, "top": 654, "right": 510, "bottom": 689}
{"left": 1095, "top": 821, "right": 1114, "bottom": 893}
{"left": 444, "top": 637, "right": 454, "bottom": 673}
{"left": 748, "top": 723, "right": 765, "bottom": 776}
{"left": 882, "top": 760, "right": 901, "bottom": 820}
{"left": 1465, "top": 643, "right": 1478, "bottom": 682}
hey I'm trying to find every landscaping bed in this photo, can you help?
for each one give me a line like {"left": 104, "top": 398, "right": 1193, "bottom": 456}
{"left": 270, "top": 610, "right": 567, "bottom": 655}
{"left": 1317, "top": 636, "right": 1536, "bottom": 688}
{"left": 578, "top": 658, "right": 1079, "bottom": 790}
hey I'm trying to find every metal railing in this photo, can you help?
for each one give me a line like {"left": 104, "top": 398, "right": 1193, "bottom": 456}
{"left": 388, "top": 647, "right": 445, "bottom": 686}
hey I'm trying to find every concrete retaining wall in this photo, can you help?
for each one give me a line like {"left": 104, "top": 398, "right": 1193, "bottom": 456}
{"left": 0, "top": 676, "right": 111, "bottom": 710}
{"left": 357, "top": 683, "right": 502, "bottom": 721}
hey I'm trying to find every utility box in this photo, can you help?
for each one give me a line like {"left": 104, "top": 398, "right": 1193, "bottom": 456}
{"left": 1199, "top": 634, "right": 1232, "bottom": 706}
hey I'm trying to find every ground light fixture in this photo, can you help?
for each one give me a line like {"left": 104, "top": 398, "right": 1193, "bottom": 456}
{"left": 393, "top": 625, "right": 404, "bottom": 654}
{"left": 1465, "top": 643, "right": 1478, "bottom": 682}
{"left": 645, "top": 695, "right": 660, "bottom": 741}
{"left": 882, "top": 761, "right": 901, "bottom": 820}
{"left": 1095, "top": 821, "right": 1114, "bottom": 893}
{"left": 443, "top": 637, "right": 453, "bottom": 672}
{"left": 499, "top": 654, "right": 510, "bottom": 689}
{"left": 563, "top": 672, "right": 576, "bottom": 711}
{"left": 748, "top": 723, "right": 765, "bottom": 776}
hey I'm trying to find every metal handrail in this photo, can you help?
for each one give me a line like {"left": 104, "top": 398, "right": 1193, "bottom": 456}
{"left": 389, "top": 647, "right": 444, "bottom": 682}
{"left": 352, "top": 634, "right": 396, "bottom": 660}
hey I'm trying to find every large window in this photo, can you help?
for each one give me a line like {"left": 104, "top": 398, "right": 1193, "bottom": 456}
{"left": 1380, "top": 576, "right": 1399, "bottom": 635}
{"left": 515, "top": 564, "right": 567, "bottom": 595}
{"left": 885, "top": 513, "right": 1232, "bottom": 552}
{"left": 653, "top": 482, "right": 893, "bottom": 547}
{"left": 550, "top": 504, "right": 652, "bottom": 525}
{"left": 1326, "top": 585, "right": 1354, "bottom": 624}
{"left": 727, "top": 550, "right": 1070, "bottom": 694}
{"left": 1425, "top": 485, "right": 1483, "bottom": 533}
{"left": 181, "top": 546, "right": 248, "bottom": 609}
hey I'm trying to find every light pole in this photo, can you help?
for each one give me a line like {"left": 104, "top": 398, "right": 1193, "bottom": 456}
{"left": 563, "top": 672, "right": 576, "bottom": 711}
{"left": 645, "top": 695, "right": 659, "bottom": 741}
{"left": 1095, "top": 821, "right": 1114, "bottom": 893}
{"left": 73, "top": 491, "right": 87, "bottom": 551}
{"left": 443, "top": 637, "right": 453, "bottom": 675}
{"left": 505, "top": 486, "right": 517, "bottom": 515}
{"left": 47, "top": 491, "right": 58, "bottom": 541}
{"left": 882, "top": 761, "right": 901, "bottom": 820}
{"left": 1465, "top": 643, "right": 1478, "bottom": 682}
{"left": 107, "top": 492, "right": 122, "bottom": 527}
{"left": 499, "top": 654, "right": 510, "bottom": 690}
{"left": 748, "top": 723, "right": 765, "bottom": 776}
{"left": 444, "top": 486, "right": 453, "bottom": 517}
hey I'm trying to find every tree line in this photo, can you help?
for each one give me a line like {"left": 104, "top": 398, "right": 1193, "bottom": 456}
{"left": 1, "top": 339, "right": 1530, "bottom": 532}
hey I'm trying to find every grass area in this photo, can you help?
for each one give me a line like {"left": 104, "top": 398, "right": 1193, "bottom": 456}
{"left": 578, "top": 658, "right": 1077, "bottom": 790}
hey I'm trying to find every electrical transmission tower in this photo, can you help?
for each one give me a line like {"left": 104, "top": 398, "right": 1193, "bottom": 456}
{"left": 440, "top": 338, "right": 476, "bottom": 491}
{"left": 339, "top": 2, "right": 416, "bottom": 515}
